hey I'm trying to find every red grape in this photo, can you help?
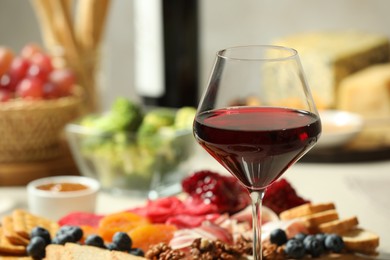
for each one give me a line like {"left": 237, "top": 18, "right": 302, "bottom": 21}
{"left": 43, "top": 81, "right": 62, "bottom": 99}
{"left": 9, "top": 57, "right": 30, "bottom": 81}
{"left": 0, "top": 43, "right": 76, "bottom": 101}
{"left": 0, "top": 88, "right": 11, "bottom": 102}
{"left": 27, "top": 64, "right": 50, "bottom": 82}
{"left": 0, "top": 46, "right": 15, "bottom": 77}
{"left": 30, "top": 53, "right": 53, "bottom": 73}
{"left": 48, "top": 69, "right": 76, "bottom": 96}
{"left": 20, "top": 43, "right": 43, "bottom": 60}
{"left": 0, "top": 74, "right": 18, "bottom": 92}
{"left": 15, "top": 77, "right": 44, "bottom": 99}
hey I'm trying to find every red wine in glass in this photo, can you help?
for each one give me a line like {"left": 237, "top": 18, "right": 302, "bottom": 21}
{"left": 194, "top": 45, "right": 321, "bottom": 260}
{"left": 194, "top": 106, "right": 321, "bottom": 191}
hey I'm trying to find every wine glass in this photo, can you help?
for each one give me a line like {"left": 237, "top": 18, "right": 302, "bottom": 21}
{"left": 193, "top": 45, "right": 321, "bottom": 260}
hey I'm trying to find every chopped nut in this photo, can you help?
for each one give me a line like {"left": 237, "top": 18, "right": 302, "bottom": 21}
{"left": 262, "top": 240, "right": 286, "bottom": 260}
{"left": 235, "top": 235, "right": 253, "bottom": 255}
{"left": 145, "top": 242, "right": 185, "bottom": 260}
{"left": 190, "top": 238, "right": 248, "bottom": 259}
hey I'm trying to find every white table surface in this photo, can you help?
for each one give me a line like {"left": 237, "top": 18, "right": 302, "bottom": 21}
{"left": 1, "top": 154, "right": 389, "bottom": 253}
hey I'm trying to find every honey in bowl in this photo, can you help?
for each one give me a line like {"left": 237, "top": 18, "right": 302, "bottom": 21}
{"left": 37, "top": 183, "right": 89, "bottom": 192}
{"left": 27, "top": 176, "right": 100, "bottom": 220}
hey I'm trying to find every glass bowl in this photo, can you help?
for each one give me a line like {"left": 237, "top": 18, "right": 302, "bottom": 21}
{"left": 65, "top": 114, "right": 195, "bottom": 199}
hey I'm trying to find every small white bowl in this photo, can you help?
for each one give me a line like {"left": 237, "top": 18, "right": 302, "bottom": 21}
{"left": 27, "top": 175, "right": 100, "bottom": 221}
{"left": 316, "top": 110, "right": 364, "bottom": 149}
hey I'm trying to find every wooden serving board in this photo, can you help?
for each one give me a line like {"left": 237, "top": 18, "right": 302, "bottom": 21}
{"left": 0, "top": 142, "right": 80, "bottom": 186}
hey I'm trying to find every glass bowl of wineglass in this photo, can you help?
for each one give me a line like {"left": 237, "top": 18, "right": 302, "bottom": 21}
{"left": 193, "top": 45, "right": 322, "bottom": 259}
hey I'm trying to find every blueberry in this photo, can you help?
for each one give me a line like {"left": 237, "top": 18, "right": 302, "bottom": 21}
{"left": 315, "top": 233, "right": 326, "bottom": 245}
{"left": 324, "top": 234, "right": 344, "bottom": 253}
{"left": 27, "top": 236, "right": 46, "bottom": 259}
{"left": 52, "top": 233, "right": 76, "bottom": 245}
{"left": 129, "top": 248, "right": 145, "bottom": 257}
{"left": 112, "top": 232, "right": 132, "bottom": 251}
{"left": 56, "top": 226, "right": 83, "bottom": 242}
{"left": 303, "top": 235, "right": 315, "bottom": 246}
{"left": 84, "top": 235, "right": 106, "bottom": 248}
{"left": 284, "top": 239, "right": 306, "bottom": 259}
{"left": 106, "top": 242, "right": 120, "bottom": 251}
{"left": 270, "top": 229, "right": 288, "bottom": 246}
{"left": 294, "top": 232, "right": 307, "bottom": 242}
{"left": 303, "top": 235, "right": 325, "bottom": 257}
{"left": 30, "top": 226, "right": 51, "bottom": 245}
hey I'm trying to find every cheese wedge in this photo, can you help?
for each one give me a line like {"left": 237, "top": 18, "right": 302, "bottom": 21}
{"left": 273, "top": 31, "right": 390, "bottom": 108}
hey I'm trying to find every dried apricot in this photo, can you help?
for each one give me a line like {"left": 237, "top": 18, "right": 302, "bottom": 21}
{"left": 98, "top": 212, "right": 150, "bottom": 242}
{"left": 129, "top": 224, "right": 177, "bottom": 252}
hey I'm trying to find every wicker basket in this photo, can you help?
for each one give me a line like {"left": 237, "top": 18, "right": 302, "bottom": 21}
{"left": 0, "top": 89, "right": 83, "bottom": 163}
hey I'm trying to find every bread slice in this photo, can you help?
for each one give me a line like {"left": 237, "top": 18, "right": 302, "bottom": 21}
{"left": 111, "top": 250, "right": 146, "bottom": 260}
{"left": 59, "top": 243, "right": 145, "bottom": 260}
{"left": 342, "top": 228, "right": 380, "bottom": 255}
{"left": 279, "top": 202, "right": 336, "bottom": 220}
{"left": 318, "top": 216, "right": 358, "bottom": 234}
{"left": 64, "top": 243, "right": 111, "bottom": 260}
{"left": 44, "top": 244, "right": 65, "bottom": 260}
{"left": 43, "top": 243, "right": 146, "bottom": 260}
{"left": 302, "top": 209, "right": 339, "bottom": 226}
{"left": 301, "top": 209, "right": 339, "bottom": 233}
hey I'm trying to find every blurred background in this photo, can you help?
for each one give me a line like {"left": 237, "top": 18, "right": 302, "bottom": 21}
{"left": 1, "top": 0, "right": 389, "bottom": 109}
{"left": 1, "top": 1, "right": 389, "bottom": 251}
{"left": 1, "top": 0, "right": 390, "bottom": 186}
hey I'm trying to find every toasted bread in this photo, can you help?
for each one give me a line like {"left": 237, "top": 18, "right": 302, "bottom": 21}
{"left": 318, "top": 216, "right": 359, "bottom": 234}
{"left": 342, "top": 228, "right": 380, "bottom": 255}
{"left": 279, "top": 202, "right": 336, "bottom": 220}
{"left": 44, "top": 244, "right": 65, "bottom": 260}
{"left": 64, "top": 243, "right": 111, "bottom": 260}
{"left": 46, "top": 243, "right": 146, "bottom": 260}
{"left": 301, "top": 209, "right": 339, "bottom": 231}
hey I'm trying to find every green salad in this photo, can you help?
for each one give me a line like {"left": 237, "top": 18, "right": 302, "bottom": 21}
{"left": 78, "top": 98, "right": 196, "bottom": 192}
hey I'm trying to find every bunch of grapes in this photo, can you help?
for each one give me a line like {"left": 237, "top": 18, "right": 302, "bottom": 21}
{"left": 0, "top": 43, "right": 76, "bottom": 102}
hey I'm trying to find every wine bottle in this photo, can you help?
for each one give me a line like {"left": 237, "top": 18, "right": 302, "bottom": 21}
{"left": 134, "top": 0, "right": 199, "bottom": 108}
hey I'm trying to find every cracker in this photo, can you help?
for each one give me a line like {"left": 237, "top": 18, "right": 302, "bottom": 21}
{"left": 44, "top": 244, "right": 65, "bottom": 260}
{"left": 1, "top": 217, "right": 29, "bottom": 246}
{"left": 11, "top": 210, "right": 59, "bottom": 240}
{"left": 0, "top": 227, "right": 26, "bottom": 256}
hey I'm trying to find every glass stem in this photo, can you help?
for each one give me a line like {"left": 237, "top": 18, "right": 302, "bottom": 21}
{"left": 250, "top": 190, "right": 265, "bottom": 260}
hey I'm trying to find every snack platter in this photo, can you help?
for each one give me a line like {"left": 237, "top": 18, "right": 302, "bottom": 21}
{"left": 0, "top": 170, "right": 384, "bottom": 260}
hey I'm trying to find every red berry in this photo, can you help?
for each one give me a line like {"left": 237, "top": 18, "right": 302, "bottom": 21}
{"left": 182, "top": 170, "right": 250, "bottom": 214}
{"left": 263, "top": 178, "right": 309, "bottom": 215}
